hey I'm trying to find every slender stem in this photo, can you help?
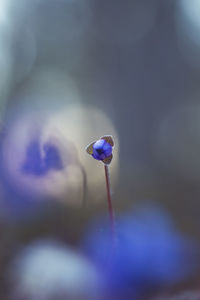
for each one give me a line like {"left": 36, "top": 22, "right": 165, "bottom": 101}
{"left": 104, "top": 164, "right": 116, "bottom": 245}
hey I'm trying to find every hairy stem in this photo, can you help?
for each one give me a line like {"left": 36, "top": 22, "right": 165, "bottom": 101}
{"left": 104, "top": 164, "right": 116, "bottom": 246}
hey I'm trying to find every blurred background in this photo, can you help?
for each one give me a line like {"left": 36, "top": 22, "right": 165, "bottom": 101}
{"left": 0, "top": 0, "right": 200, "bottom": 299}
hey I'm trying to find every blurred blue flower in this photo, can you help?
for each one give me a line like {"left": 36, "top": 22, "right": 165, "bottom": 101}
{"left": 82, "top": 203, "right": 197, "bottom": 297}
{"left": 22, "top": 140, "right": 63, "bottom": 176}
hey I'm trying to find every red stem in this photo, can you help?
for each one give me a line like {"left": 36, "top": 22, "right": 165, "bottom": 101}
{"left": 104, "top": 164, "right": 116, "bottom": 245}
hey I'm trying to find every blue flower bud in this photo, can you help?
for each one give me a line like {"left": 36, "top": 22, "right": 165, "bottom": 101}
{"left": 86, "top": 135, "right": 114, "bottom": 164}
{"left": 92, "top": 139, "right": 112, "bottom": 161}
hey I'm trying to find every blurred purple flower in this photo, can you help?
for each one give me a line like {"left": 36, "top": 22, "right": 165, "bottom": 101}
{"left": 22, "top": 139, "right": 63, "bottom": 176}
{"left": 82, "top": 203, "right": 197, "bottom": 297}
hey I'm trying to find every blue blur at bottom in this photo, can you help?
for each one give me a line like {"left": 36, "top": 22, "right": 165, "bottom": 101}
{"left": 82, "top": 203, "right": 196, "bottom": 298}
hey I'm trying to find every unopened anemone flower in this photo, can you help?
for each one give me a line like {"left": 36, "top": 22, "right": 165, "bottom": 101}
{"left": 86, "top": 136, "right": 114, "bottom": 164}
{"left": 86, "top": 135, "right": 116, "bottom": 247}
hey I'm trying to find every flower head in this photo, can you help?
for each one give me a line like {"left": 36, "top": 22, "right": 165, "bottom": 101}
{"left": 82, "top": 203, "right": 197, "bottom": 296}
{"left": 86, "top": 135, "right": 114, "bottom": 164}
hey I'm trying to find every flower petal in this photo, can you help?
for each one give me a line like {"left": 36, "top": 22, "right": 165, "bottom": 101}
{"left": 101, "top": 135, "right": 114, "bottom": 147}
{"left": 103, "top": 154, "right": 113, "bottom": 165}
{"left": 86, "top": 142, "right": 95, "bottom": 155}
